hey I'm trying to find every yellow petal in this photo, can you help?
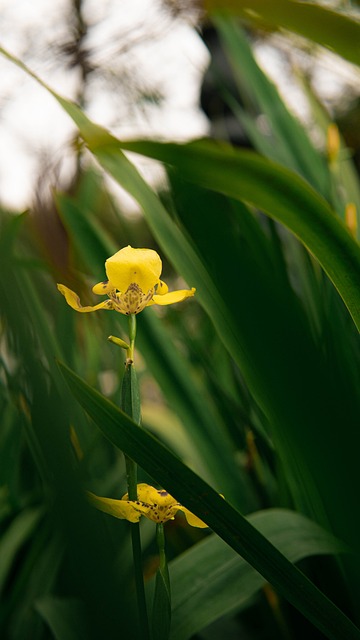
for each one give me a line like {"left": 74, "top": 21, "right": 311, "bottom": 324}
{"left": 177, "top": 505, "right": 208, "bottom": 528}
{"left": 87, "top": 492, "right": 142, "bottom": 522}
{"left": 157, "top": 279, "right": 169, "bottom": 295}
{"left": 122, "top": 483, "right": 170, "bottom": 504}
{"left": 144, "top": 484, "right": 176, "bottom": 507}
{"left": 57, "top": 284, "right": 113, "bottom": 313}
{"left": 121, "top": 483, "right": 155, "bottom": 502}
{"left": 123, "top": 483, "right": 178, "bottom": 508}
{"left": 105, "top": 246, "right": 162, "bottom": 294}
{"left": 92, "top": 280, "right": 114, "bottom": 295}
{"left": 151, "top": 288, "right": 196, "bottom": 306}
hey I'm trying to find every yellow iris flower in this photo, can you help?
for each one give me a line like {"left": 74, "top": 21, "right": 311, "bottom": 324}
{"left": 57, "top": 245, "right": 195, "bottom": 315}
{"left": 88, "top": 483, "right": 208, "bottom": 528}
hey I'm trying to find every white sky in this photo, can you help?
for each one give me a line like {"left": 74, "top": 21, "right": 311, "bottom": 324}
{"left": 0, "top": 0, "right": 210, "bottom": 209}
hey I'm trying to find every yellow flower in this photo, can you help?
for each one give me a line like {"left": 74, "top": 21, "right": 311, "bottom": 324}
{"left": 88, "top": 483, "right": 208, "bottom": 528}
{"left": 57, "top": 245, "right": 195, "bottom": 315}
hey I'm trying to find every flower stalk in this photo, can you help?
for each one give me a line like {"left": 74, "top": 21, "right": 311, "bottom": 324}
{"left": 152, "top": 523, "right": 171, "bottom": 640}
{"left": 127, "top": 312, "right": 136, "bottom": 364}
{"left": 120, "top": 314, "right": 149, "bottom": 640}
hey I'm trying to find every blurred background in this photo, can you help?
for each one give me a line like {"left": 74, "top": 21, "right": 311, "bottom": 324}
{"left": 1, "top": 0, "right": 360, "bottom": 212}
{"left": 0, "top": 0, "right": 209, "bottom": 210}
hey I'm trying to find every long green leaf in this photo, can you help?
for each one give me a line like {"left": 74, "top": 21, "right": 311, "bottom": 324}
{"left": 214, "top": 15, "right": 330, "bottom": 197}
{"left": 115, "top": 138, "right": 360, "bottom": 333}
{"left": 205, "top": 0, "right": 360, "bottom": 68}
{"left": 170, "top": 508, "right": 348, "bottom": 640}
{"left": 0, "top": 508, "right": 42, "bottom": 596}
{"left": 57, "top": 360, "right": 360, "bottom": 640}
{"left": 35, "top": 596, "right": 90, "bottom": 640}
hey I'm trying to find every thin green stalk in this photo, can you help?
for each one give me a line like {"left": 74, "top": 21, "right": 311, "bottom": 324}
{"left": 125, "top": 456, "right": 138, "bottom": 500}
{"left": 121, "top": 314, "right": 149, "bottom": 640}
{"left": 127, "top": 313, "right": 136, "bottom": 363}
{"left": 152, "top": 523, "right": 171, "bottom": 640}
{"left": 156, "top": 524, "right": 170, "bottom": 592}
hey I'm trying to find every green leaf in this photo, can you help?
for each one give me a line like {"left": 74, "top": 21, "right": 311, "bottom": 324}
{"left": 114, "top": 138, "right": 360, "bottom": 333}
{"left": 11, "top": 535, "right": 63, "bottom": 640}
{"left": 57, "top": 361, "right": 360, "bottom": 640}
{"left": 205, "top": 0, "right": 360, "bottom": 68}
{"left": 152, "top": 530, "right": 172, "bottom": 640}
{"left": 152, "top": 523, "right": 171, "bottom": 640}
{"left": 152, "top": 570, "right": 171, "bottom": 640}
{"left": 35, "top": 596, "right": 90, "bottom": 640}
{"left": 0, "top": 508, "right": 42, "bottom": 596}
{"left": 121, "top": 364, "right": 141, "bottom": 426}
{"left": 214, "top": 16, "right": 330, "bottom": 197}
{"left": 169, "top": 508, "right": 348, "bottom": 640}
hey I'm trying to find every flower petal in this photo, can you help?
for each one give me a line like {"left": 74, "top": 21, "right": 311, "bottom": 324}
{"left": 105, "top": 245, "right": 162, "bottom": 294}
{"left": 177, "top": 506, "right": 208, "bottom": 528}
{"left": 87, "top": 492, "right": 142, "bottom": 522}
{"left": 122, "top": 483, "right": 162, "bottom": 504}
{"left": 122, "top": 483, "right": 178, "bottom": 509}
{"left": 92, "top": 280, "right": 115, "bottom": 295}
{"left": 57, "top": 284, "right": 113, "bottom": 313}
{"left": 156, "top": 279, "right": 169, "bottom": 295}
{"left": 151, "top": 288, "right": 196, "bottom": 307}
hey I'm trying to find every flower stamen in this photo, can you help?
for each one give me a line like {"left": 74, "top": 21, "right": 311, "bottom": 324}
{"left": 58, "top": 245, "right": 195, "bottom": 316}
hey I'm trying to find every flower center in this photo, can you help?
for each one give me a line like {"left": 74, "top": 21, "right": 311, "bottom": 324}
{"left": 110, "top": 283, "right": 154, "bottom": 315}
{"left": 146, "top": 502, "right": 178, "bottom": 523}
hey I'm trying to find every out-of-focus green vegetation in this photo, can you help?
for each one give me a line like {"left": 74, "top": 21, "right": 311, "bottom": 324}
{"left": 1, "top": 2, "right": 360, "bottom": 639}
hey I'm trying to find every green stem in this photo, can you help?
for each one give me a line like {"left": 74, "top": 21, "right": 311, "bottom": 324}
{"left": 126, "top": 463, "right": 149, "bottom": 640}
{"left": 152, "top": 523, "right": 171, "bottom": 640}
{"left": 125, "top": 455, "right": 138, "bottom": 500}
{"left": 130, "top": 509, "right": 149, "bottom": 639}
{"left": 156, "top": 524, "right": 170, "bottom": 590}
{"left": 121, "top": 314, "right": 149, "bottom": 640}
{"left": 127, "top": 313, "right": 136, "bottom": 363}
